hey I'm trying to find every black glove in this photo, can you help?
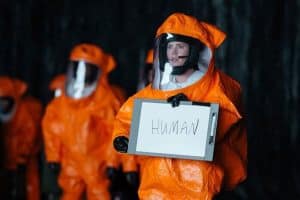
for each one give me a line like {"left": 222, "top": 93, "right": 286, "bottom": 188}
{"left": 15, "top": 164, "right": 27, "bottom": 199}
{"left": 113, "top": 136, "right": 129, "bottom": 153}
{"left": 106, "top": 167, "right": 118, "bottom": 183}
{"left": 124, "top": 171, "right": 139, "bottom": 190}
{"left": 167, "top": 93, "right": 189, "bottom": 107}
{"left": 46, "top": 162, "right": 62, "bottom": 199}
{"left": 48, "top": 162, "right": 61, "bottom": 176}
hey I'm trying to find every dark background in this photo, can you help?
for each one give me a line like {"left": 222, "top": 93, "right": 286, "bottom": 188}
{"left": 0, "top": 0, "right": 299, "bottom": 199}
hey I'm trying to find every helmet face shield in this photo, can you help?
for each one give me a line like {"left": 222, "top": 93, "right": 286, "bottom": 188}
{"left": 0, "top": 96, "right": 16, "bottom": 122}
{"left": 152, "top": 33, "right": 212, "bottom": 91}
{"left": 65, "top": 60, "right": 101, "bottom": 99}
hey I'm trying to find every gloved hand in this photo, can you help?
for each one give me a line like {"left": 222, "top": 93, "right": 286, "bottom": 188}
{"left": 124, "top": 171, "right": 139, "bottom": 190}
{"left": 167, "top": 93, "right": 189, "bottom": 107}
{"left": 113, "top": 136, "right": 129, "bottom": 153}
{"left": 47, "top": 162, "right": 62, "bottom": 199}
{"left": 15, "top": 164, "right": 27, "bottom": 199}
{"left": 106, "top": 167, "right": 118, "bottom": 183}
{"left": 48, "top": 162, "right": 61, "bottom": 176}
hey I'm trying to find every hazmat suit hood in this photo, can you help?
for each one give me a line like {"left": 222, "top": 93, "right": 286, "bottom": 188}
{"left": 152, "top": 12, "right": 226, "bottom": 91}
{"left": 65, "top": 43, "right": 116, "bottom": 99}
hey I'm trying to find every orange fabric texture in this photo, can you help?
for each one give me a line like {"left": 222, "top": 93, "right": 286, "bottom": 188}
{"left": 49, "top": 74, "right": 65, "bottom": 91}
{"left": 107, "top": 57, "right": 139, "bottom": 173}
{"left": 113, "top": 13, "right": 247, "bottom": 200}
{"left": 145, "top": 49, "right": 154, "bottom": 64}
{"left": 111, "top": 89, "right": 138, "bottom": 173}
{"left": 156, "top": 12, "right": 226, "bottom": 49}
{"left": 0, "top": 77, "right": 27, "bottom": 99}
{"left": 69, "top": 44, "right": 116, "bottom": 74}
{"left": 23, "top": 96, "right": 43, "bottom": 200}
{"left": 43, "top": 83, "right": 121, "bottom": 200}
{"left": 111, "top": 84, "right": 127, "bottom": 105}
{"left": 0, "top": 76, "right": 42, "bottom": 200}
{"left": 26, "top": 156, "right": 40, "bottom": 200}
{"left": 42, "top": 45, "right": 123, "bottom": 200}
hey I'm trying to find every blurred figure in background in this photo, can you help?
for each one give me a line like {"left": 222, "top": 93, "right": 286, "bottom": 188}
{"left": 110, "top": 84, "right": 127, "bottom": 104}
{"left": 0, "top": 76, "right": 43, "bottom": 200}
{"left": 136, "top": 49, "right": 154, "bottom": 91}
{"left": 41, "top": 73, "right": 66, "bottom": 200}
{"left": 106, "top": 55, "right": 139, "bottom": 200}
{"left": 42, "top": 43, "right": 124, "bottom": 200}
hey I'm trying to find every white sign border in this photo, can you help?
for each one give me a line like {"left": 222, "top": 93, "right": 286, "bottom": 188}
{"left": 128, "top": 98, "right": 219, "bottom": 161}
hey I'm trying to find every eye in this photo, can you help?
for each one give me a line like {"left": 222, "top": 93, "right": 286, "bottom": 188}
{"left": 167, "top": 43, "right": 173, "bottom": 49}
{"left": 178, "top": 43, "right": 188, "bottom": 49}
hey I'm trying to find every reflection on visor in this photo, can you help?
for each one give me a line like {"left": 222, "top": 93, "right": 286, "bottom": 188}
{"left": 65, "top": 61, "right": 101, "bottom": 99}
{"left": 166, "top": 33, "right": 174, "bottom": 40}
{"left": 69, "top": 61, "right": 99, "bottom": 85}
{"left": 160, "top": 63, "right": 172, "bottom": 85}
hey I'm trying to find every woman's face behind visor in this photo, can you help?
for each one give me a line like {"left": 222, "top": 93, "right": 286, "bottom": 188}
{"left": 166, "top": 41, "right": 189, "bottom": 67}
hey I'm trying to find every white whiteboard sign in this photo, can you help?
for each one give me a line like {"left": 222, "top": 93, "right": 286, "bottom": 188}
{"left": 128, "top": 98, "right": 219, "bottom": 161}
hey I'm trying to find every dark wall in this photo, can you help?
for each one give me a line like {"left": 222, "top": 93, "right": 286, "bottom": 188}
{"left": 0, "top": 0, "right": 299, "bottom": 199}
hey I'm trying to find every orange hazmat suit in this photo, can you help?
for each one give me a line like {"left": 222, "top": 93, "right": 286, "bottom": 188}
{"left": 42, "top": 44, "right": 122, "bottom": 200}
{"left": 113, "top": 13, "right": 247, "bottom": 200}
{"left": 0, "top": 76, "right": 42, "bottom": 200}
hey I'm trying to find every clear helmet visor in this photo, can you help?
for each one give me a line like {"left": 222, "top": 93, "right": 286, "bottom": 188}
{"left": 152, "top": 33, "right": 212, "bottom": 91}
{"left": 0, "top": 96, "right": 16, "bottom": 122}
{"left": 65, "top": 60, "right": 101, "bottom": 99}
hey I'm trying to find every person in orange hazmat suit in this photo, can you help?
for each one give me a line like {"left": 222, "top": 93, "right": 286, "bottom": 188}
{"left": 103, "top": 53, "right": 139, "bottom": 200}
{"left": 0, "top": 76, "right": 42, "bottom": 200}
{"left": 113, "top": 13, "right": 247, "bottom": 200}
{"left": 40, "top": 74, "right": 66, "bottom": 200}
{"left": 137, "top": 49, "right": 154, "bottom": 91}
{"left": 42, "top": 43, "right": 129, "bottom": 200}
